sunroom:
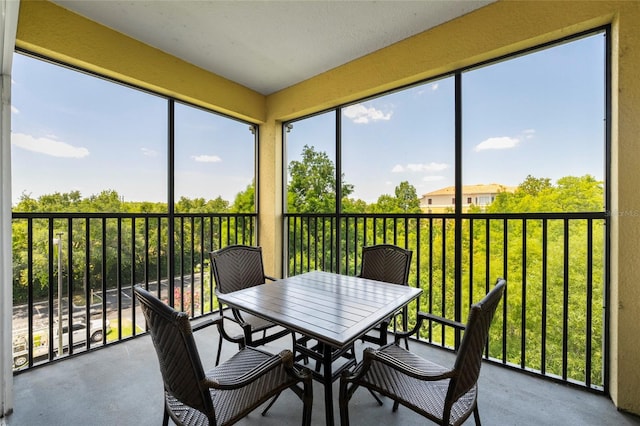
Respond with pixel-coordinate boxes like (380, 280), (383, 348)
(1, 0), (639, 424)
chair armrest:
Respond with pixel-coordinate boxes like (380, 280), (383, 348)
(265, 275), (277, 282)
(343, 347), (455, 383)
(419, 312), (466, 331)
(393, 311), (466, 343)
(191, 317), (217, 332)
(192, 315), (246, 346)
(204, 349), (310, 390)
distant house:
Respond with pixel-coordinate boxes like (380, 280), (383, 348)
(419, 183), (516, 213)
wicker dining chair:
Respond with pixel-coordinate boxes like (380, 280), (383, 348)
(134, 285), (313, 426)
(339, 279), (506, 426)
(358, 244), (412, 349)
(209, 245), (292, 365)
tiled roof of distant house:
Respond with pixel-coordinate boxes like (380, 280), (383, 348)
(422, 183), (516, 197)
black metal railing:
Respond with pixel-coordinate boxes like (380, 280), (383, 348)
(11, 212), (255, 371)
(12, 209), (608, 392)
(284, 211), (608, 392)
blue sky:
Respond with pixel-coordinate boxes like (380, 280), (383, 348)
(11, 55), (255, 205)
(11, 32), (605, 206)
(287, 32), (605, 204)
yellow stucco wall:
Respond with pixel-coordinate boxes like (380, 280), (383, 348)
(14, 0), (640, 415)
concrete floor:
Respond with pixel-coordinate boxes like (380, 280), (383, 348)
(3, 324), (640, 426)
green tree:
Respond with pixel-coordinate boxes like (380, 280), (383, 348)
(342, 197), (368, 213)
(395, 181), (421, 213)
(231, 181), (255, 213)
(519, 175), (552, 196)
(370, 194), (398, 213)
(369, 181), (421, 213)
(83, 190), (123, 212)
(207, 196), (230, 212)
(287, 145), (353, 212)
(489, 174), (603, 213)
(13, 192), (38, 212)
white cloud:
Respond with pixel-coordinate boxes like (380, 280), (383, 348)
(423, 175), (445, 182)
(192, 154), (221, 163)
(475, 136), (520, 151)
(141, 147), (158, 157)
(392, 162), (449, 173)
(417, 82), (439, 96)
(343, 103), (392, 124)
(409, 162), (448, 172)
(11, 132), (89, 158)
(523, 129), (536, 139)
(11, 105), (19, 114)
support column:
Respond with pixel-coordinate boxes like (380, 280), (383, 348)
(257, 118), (283, 278)
(0, 0), (19, 417)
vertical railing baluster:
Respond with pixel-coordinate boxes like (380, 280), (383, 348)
(232, 215), (237, 245)
(586, 218), (594, 387)
(85, 218), (92, 346)
(66, 218), (74, 353)
(156, 217), (162, 300)
(415, 216), (421, 307)
(484, 217), (490, 358)
(343, 216), (349, 274)
(27, 218), (34, 366)
(101, 218), (108, 344)
(562, 218), (570, 380)
(521, 218), (527, 368)
(502, 217), (508, 363)
(144, 217), (149, 292)
(541, 218), (548, 375)
(469, 218), (474, 310)
(427, 216), (434, 343)
(130, 217), (136, 334)
(179, 216), (184, 313)
(48, 220), (55, 360)
(308, 216), (312, 270)
(314, 216), (319, 271)
(441, 217), (446, 345)
(293, 216), (298, 274)
(319, 215), (324, 270)
(199, 216), (205, 316)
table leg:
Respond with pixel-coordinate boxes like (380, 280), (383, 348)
(322, 343), (335, 426)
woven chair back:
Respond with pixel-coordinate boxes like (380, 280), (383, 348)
(134, 286), (214, 419)
(447, 279), (506, 406)
(360, 244), (412, 285)
(210, 245), (267, 294)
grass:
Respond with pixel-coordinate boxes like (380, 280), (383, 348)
(106, 319), (145, 342)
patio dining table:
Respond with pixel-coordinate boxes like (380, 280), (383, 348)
(216, 270), (422, 425)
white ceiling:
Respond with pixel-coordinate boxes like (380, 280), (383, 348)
(51, 1), (493, 95)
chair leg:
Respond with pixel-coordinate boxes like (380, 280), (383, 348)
(261, 392), (281, 416)
(367, 388), (383, 406)
(215, 333), (223, 366)
(162, 407), (170, 426)
(473, 405), (481, 425)
(302, 378), (313, 426)
(392, 400), (400, 412)
(339, 381), (350, 426)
